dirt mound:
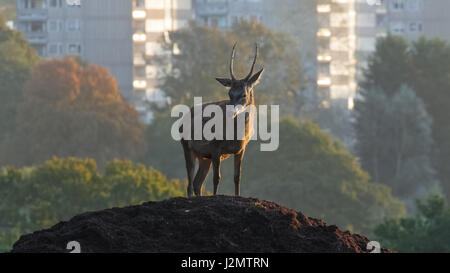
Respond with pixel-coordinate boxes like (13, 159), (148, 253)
(12, 196), (387, 253)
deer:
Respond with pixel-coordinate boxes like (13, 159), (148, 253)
(180, 43), (264, 198)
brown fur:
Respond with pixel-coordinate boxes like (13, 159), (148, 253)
(181, 44), (264, 197)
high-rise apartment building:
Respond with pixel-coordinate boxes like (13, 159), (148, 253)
(381, 0), (450, 42)
(16, 0), (193, 123)
(354, 0), (387, 88)
(316, 0), (357, 109)
(131, 0), (193, 122)
(16, 0), (134, 100)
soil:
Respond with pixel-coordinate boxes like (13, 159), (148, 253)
(11, 195), (389, 253)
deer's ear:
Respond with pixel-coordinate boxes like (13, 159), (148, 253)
(216, 78), (232, 87)
(248, 68), (264, 87)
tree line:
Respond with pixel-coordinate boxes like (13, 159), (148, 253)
(2, 16), (450, 252)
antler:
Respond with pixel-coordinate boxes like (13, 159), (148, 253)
(245, 43), (258, 81)
(230, 43), (237, 81)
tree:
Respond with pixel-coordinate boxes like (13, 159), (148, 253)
(0, 1), (15, 21)
(143, 114), (406, 236)
(408, 38), (450, 204)
(0, 16), (39, 142)
(156, 20), (303, 116)
(232, 118), (406, 236)
(360, 34), (411, 95)
(360, 35), (450, 203)
(354, 85), (438, 210)
(102, 159), (185, 208)
(375, 195), (450, 253)
(0, 157), (185, 252)
(143, 112), (187, 179)
(0, 57), (145, 169)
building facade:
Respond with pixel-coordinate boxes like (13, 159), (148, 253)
(131, 0), (193, 122)
(194, 0), (264, 29)
(315, 0), (357, 109)
(16, 0), (194, 123)
(16, 0), (134, 100)
(381, 0), (450, 42)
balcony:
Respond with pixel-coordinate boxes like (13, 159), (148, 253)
(317, 76), (332, 87)
(196, 3), (228, 16)
(133, 53), (146, 65)
(25, 32), (47, 44)
(17, 9), (48, 21)
(317, 28), (332, 37)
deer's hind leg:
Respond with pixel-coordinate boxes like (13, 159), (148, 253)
(193, 158), (212, 196)
(181, 140), (196, 198)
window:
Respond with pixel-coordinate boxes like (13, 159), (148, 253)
(29, 0), (47, 9)
(48, 20), (60, 32)
(49, 0), (63, 7)
(146, 19), (165, 32)
(390, 0), (405, 11)
(330, 13), (349, 27)
(67, 20), (81, 31)
(145, 0), (164, 9)
(48, 44), (58, 56)
(330, 62), (349, 75)
(376, 14), (387, 27)
(48, 43), (63, 56)
(357, 13), (375, 28)
(409, 22), (423, 33)
(134, 66), (146, 78)
(68, 44), (82, 55)
(390, 22), (405, 34)
(407, 0), (423, 12)
(174, 0), (191, 9)
(30, 21), (45, 32)
(330, 37), (349, 51)
(135, 0), (145, 8)
(133, 21), (145, 32)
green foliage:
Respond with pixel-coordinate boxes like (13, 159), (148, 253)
(156, 20), (303, 116)
(103, 160), (185, 208)
(408, 38), (450, 204)
(354, 85), (438, 209)
(0, 157), (185, 252)
(235, 118), (406, 236)
(144, 114), (406, 236)
(375, 195), (450, 253)
(144, 111), (187, 179)
(361, 34), (411, 95)
(360, 35), (450, 203)
(0, 16), (39, 142)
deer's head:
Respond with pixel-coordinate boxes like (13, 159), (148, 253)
(216, 43), (264, 114)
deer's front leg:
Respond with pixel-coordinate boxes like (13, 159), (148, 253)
(234, 152), (244, 196)
(212, 155), (222, 195)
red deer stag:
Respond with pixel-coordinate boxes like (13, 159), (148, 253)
(180, 43), (264, 197)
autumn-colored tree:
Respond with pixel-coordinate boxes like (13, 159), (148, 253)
(0, 57), (145, 168)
